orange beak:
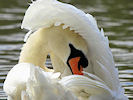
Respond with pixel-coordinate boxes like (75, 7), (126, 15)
(68, 57), (83, 75)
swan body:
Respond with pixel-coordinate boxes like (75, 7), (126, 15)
(4, 63), (127, 100)
(4, 63), (78, 100)
(4, 0), (128, 100)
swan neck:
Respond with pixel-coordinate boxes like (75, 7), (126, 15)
(19, 29), (48, 69)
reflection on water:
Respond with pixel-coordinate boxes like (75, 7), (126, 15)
(0, 0), (133, 99)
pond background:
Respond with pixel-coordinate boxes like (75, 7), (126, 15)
(0, 0), (133, 99)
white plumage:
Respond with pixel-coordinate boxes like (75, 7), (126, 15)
(4, 0), (128, 100)
(4, 63), (78, 100)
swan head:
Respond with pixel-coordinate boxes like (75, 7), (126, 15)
(67, 43), (88, 75)
(19, 24), (90, 77)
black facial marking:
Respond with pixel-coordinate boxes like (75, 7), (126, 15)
(67, 43), (88, 74)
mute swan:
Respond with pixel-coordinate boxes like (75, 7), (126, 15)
(4, 0), (128, 100)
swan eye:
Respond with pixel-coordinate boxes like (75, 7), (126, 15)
(67, 44), (88, 75)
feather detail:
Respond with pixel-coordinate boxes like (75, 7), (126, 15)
(24, 31), (33, 42)
(59, 75), (113, 100)
(62, 25), (69, 29)
(3, 63), (32, 100)
(54, 22), (62, 26)
(100, 28), (104, 37)
(83, 71), (105, 84)
(4, 63), (78, 100)
(23, 63), (78, 100)
(85, 14), (99, 33)
(59, 75), (128, 100)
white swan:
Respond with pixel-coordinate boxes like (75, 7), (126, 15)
(4, 0), (128, 100)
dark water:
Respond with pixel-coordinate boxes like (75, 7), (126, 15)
(0, 0), (132, 99)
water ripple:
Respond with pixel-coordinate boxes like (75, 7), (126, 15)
(110, 40), (133, 47)
(0, 23), (21, 30)
(0, 13), (22, 21)
(1, 8), (25, 14)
